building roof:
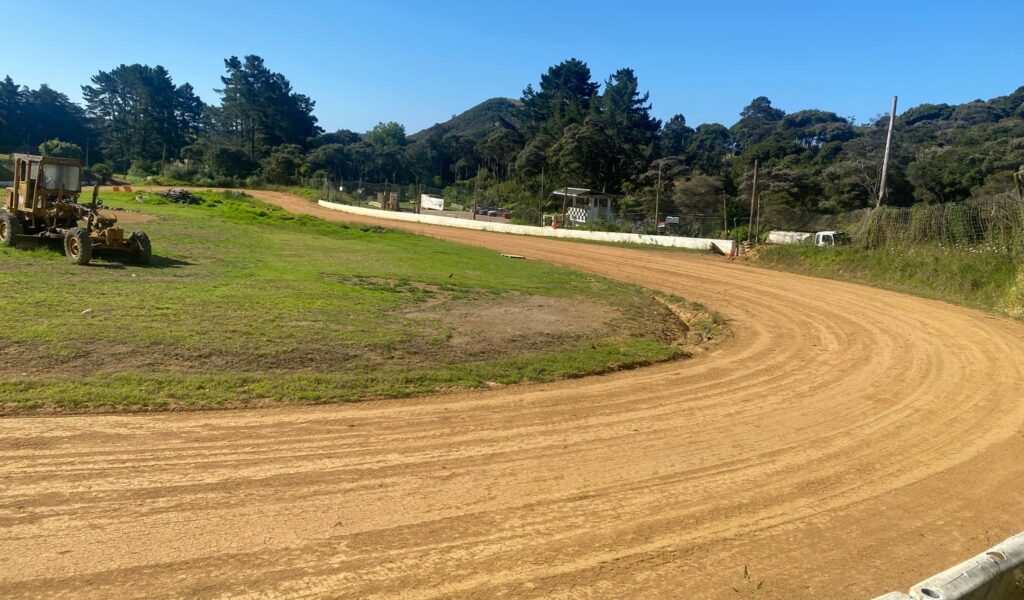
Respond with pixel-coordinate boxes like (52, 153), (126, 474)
(551, 187), (614, 198)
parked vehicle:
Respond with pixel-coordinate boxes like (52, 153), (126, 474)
(813, 231), (850, 247)
(765, 230), (850, 247)
(1, 154), (151, 265)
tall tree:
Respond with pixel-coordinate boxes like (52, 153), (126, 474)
(83, 64), (201, 170)
(731, 96), (785, 150)
(520, 58), (600, 135)
(660, 114), (694, 157)
(599, 68), (661, 190)
(214, 55), (320, 158)
(1, 77), (91, 153)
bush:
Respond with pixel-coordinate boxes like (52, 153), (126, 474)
(161, 162), (198, 182)
(129, 159), (158, 178)
(38, 139), (83, 160)
(89, 163), (113, 184)
(195, 176), (242, 188)
(261, 145), (304, 185)
(208, 147), (258, 179)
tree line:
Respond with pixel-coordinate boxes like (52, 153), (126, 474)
(2, 56), (1023, 218)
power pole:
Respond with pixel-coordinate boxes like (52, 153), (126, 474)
(723, 196), (729, 236)
(654, 162), (662, 235)
(539, 166), (545, 226)
(877, 95), (898, 208)
(747, 159), (759, 243)
(755, 189), (763, 243)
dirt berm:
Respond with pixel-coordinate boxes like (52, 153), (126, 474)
(1, 188), (1023, 599)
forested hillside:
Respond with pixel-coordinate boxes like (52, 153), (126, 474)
(2, 56), (1022, 217)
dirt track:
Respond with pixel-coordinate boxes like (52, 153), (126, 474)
(2, 190), (1024, 599)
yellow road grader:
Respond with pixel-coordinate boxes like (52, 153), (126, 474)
(1, 154), (150, 265)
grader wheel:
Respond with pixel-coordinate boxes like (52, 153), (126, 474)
(130, 231), (152, 265)
(0, 212), (21, 247)
(64, 228), (92, 265)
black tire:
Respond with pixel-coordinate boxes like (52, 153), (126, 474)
(129, 231), (151, 265)
(64, 227), (92, 265)
(0, 212), (21, 247)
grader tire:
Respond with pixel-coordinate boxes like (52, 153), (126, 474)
(64, 228), (92, 266)
(129, 231), (151, 265)
(0, 212), (21, 247)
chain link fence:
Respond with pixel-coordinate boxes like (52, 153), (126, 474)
(302, 176), (1024, 255)
(301, 176), (734, 236)
(760, 194), (1024, 255)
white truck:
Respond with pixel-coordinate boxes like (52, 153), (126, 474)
(766, 230), (850, 247)
(812, 231), (849, 246)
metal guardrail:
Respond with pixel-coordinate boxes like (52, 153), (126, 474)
(873, 531), (1024, 599)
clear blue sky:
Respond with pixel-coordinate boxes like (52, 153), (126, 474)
(6, 0), (1023, 133)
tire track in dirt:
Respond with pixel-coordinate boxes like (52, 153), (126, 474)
(1, 189), (1022, 599)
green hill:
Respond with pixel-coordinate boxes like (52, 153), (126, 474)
(410, 97), (521, 142)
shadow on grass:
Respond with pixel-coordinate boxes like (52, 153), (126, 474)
(10, 239), (192, 269)
(92, 252), (193, 269)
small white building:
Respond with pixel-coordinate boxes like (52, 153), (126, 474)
(553, 187), (615, 224)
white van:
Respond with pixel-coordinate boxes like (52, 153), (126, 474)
(813, 231), (850, 247)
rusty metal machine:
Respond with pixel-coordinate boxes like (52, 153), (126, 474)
(0, 154), (150, 265)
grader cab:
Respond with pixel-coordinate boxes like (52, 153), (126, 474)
(0, 154), (150, 265)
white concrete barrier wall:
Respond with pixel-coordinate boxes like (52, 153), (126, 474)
(318, 200), (737, 255)
(766, 230), (813, 245)
(873, 531), (1024, 600)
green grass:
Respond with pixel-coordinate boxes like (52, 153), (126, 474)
(111, 172), (195, 186)
(0, 153), (12, 180)
(757, 243), (1024, 316)
(0, 190), (690, 412)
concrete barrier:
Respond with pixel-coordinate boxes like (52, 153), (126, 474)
(318, 200), (737, 255)
(873, 531), (1024, 600)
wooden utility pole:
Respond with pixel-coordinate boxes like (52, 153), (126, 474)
(747, 159), (759, 243)
(723, 196), (729, 236)
(654, 163), (662, 235)
(539, 166), (545, 226)
(877, 95), (898, 208)
(755, 189), (763, 242)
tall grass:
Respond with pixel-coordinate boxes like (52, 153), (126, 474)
(759, 243), (1023, 316)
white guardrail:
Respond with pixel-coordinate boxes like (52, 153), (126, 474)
(317, 200), (737, 255)
(873, 531), (1024, 599)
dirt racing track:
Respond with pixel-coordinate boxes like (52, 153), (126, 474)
(2, 190), (1024, 599)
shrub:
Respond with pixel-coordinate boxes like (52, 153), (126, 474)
(38, 139), (83, 159)
(208, 147), (258, 179)
(129, 159), (158, 178)
(261, 145), (304, 185)
(161, 162), (198, 182)
(89, 163), (113, 184)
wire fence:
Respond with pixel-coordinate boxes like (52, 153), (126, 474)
(760, 193), (1024, 254)
(303, 176), (1024, 253)
(303, 176), (732, 235)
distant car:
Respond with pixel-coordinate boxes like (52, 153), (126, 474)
(813, 231), (850, 247)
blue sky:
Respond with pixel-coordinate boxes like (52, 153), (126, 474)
(6, 0), (1023, 133)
